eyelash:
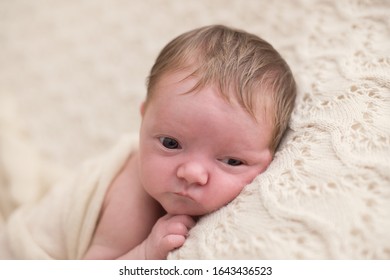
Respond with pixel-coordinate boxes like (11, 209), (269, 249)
(158, 137), (245, 167)
(221, 158), (244, 166)
(159, 137), (181, 149)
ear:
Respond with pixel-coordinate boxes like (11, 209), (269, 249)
(140, 101), (146, 117)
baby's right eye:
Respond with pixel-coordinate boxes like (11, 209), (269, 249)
(159, 137), (181, 149)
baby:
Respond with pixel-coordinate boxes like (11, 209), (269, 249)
(83, 25), (296, 259)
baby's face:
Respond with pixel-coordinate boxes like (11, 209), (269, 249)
(139, 71), (273, 216)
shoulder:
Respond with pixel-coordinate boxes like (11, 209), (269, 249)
(84, 151), (161, 259)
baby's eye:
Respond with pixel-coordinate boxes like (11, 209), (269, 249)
(159, 137), (181, 149)
(221, 158), (244, 166)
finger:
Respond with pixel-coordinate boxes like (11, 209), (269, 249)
(167, 215), (196, 229)
(166, 221), (190, 236)
(161, 234), (186, 253)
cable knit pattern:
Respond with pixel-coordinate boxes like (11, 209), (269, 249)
(1, 0), (389, 259)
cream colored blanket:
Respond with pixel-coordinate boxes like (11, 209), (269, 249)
(0, 133), (137, 259)
(1, 0), (389, 259)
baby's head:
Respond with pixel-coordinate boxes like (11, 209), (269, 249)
(139, 25), (296, 216)
(145, 24), (296, 153)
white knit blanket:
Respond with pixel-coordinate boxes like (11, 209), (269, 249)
(1, 0), (389, 259)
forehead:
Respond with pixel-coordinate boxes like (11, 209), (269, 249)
(148, 68), (272, 123)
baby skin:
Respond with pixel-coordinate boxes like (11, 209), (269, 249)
(83, 70), (273, 259)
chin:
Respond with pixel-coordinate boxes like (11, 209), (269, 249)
(163, 204), (208, 217)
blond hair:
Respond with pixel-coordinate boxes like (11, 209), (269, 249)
(146, 25), (296, 153)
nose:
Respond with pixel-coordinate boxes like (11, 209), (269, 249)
(177, 161), (208, 186)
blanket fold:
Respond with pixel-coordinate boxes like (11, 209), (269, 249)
(0, 134), (138, 259)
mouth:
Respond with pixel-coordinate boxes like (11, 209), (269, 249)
(164, 192), (208, 216)
(173, 192), (193, 200)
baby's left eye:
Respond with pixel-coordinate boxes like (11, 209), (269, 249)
(159, 137), (181, 149)
(221, 158), (244, 166)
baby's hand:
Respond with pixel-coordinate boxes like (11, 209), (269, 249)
(144, 214), (195, 259)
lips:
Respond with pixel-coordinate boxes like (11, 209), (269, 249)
(163, 191), (209, 216)
(173, 191), (194, 200)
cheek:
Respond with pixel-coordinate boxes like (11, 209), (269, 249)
(206, 175), (248, 209)
(210, 167), (262, 203)
(139, 150), (173, 190)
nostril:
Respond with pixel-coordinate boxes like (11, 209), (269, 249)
(198, 173), (208, 186)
